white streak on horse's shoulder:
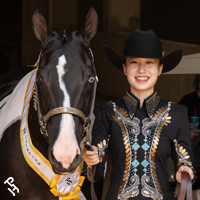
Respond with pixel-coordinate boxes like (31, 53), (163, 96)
(0, 116), (21, 142)
(0, 70), (35, 143)
(0, 95), (11, 110)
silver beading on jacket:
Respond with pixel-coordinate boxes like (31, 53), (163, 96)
(112, 102), (141, 199)
(141, 102), (172, 199)
(141, 174), (163, 200)
(118, 174), (140, 200)
(97, 140), (108, 162)
(174, 139), (193, 167)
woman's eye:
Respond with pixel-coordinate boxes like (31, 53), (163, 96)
(131, 61), (137, 64)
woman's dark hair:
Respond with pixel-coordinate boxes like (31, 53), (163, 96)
(193, 75), (200, 91)
(159, 59), (163, 66)
(122, 58), (126, 66)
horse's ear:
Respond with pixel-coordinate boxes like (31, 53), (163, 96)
(81, 7), (98, 41)
(32, 10), (48, 42)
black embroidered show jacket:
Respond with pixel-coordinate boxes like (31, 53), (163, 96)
(92, 91), (193, 200)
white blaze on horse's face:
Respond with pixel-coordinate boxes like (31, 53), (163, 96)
(53, 55), (80, 170)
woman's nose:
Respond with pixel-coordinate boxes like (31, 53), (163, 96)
(137, 65), (146, 73)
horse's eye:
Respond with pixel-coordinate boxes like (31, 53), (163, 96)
(88, 77), (95, 83)
(37, 77), (43, 84)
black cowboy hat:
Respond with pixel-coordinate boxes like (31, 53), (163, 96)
(103, 29), (183, 73)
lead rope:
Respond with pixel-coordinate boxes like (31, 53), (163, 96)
(178, 172), (192, 200)
(86, 48), (98, 200)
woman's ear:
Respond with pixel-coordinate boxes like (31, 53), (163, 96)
(158, 64), (163, 76)
(123, 64), (127, 76)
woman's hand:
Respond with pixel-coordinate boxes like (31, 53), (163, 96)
(176, 165), (194, 183)
(82, 145), (99, 166)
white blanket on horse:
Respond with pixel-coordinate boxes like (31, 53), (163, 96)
(0, 69), (35, 141)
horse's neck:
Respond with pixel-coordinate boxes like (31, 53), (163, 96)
(28, 98), (49, 159)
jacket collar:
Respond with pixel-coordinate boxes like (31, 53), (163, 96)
(123, 91), (160, 118)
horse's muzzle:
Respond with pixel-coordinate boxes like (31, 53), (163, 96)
(49, 150), (82, 174)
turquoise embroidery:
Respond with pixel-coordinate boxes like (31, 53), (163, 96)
(141, 137), (149, 173)
(141, 160), (149, 168)
(131, 136), (140, 173)
(132, 159), (140, 168)
(132, 143), (140, 151)
(134, 168), (138, 172)
(141, 143), (150, 151)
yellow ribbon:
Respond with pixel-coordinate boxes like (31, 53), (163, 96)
(49, 167), (85, 199)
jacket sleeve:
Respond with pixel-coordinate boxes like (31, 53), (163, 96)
(89, 103), (111, 182)
(171, 106), (194, 176)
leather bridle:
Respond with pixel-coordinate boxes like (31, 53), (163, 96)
(33, 48), (98, 147)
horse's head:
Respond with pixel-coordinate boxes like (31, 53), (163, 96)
(32, 8), (98, 174)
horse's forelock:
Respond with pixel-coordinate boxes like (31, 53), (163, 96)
(40, 31), (87, 68)
(43, 31), (72, 47)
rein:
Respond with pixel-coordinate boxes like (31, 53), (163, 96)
(33, 48), (98, 146)
(178, 172), (192, 200)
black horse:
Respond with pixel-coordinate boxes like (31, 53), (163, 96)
(0, 7), (98, 200)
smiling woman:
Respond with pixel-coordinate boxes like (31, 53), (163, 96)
(83, 29), (195, 200)
(123, 57), (163, 105)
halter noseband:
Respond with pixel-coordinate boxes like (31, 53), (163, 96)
(33, 48), (98, 147)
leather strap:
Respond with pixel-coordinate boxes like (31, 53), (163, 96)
(178, 172), (192, 200)
(90, 165), (97, 200)
(186, 172), (192, 200)
(85, 143), (98, 200)
(178, 172), (187, 200)
(44, 107), (87, 124)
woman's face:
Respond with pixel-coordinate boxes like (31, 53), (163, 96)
(123, 57), (163, 94)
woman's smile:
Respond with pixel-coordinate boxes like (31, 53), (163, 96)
(135, 76), (150, 82)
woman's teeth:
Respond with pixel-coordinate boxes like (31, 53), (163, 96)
(136, 77), (149, 80)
